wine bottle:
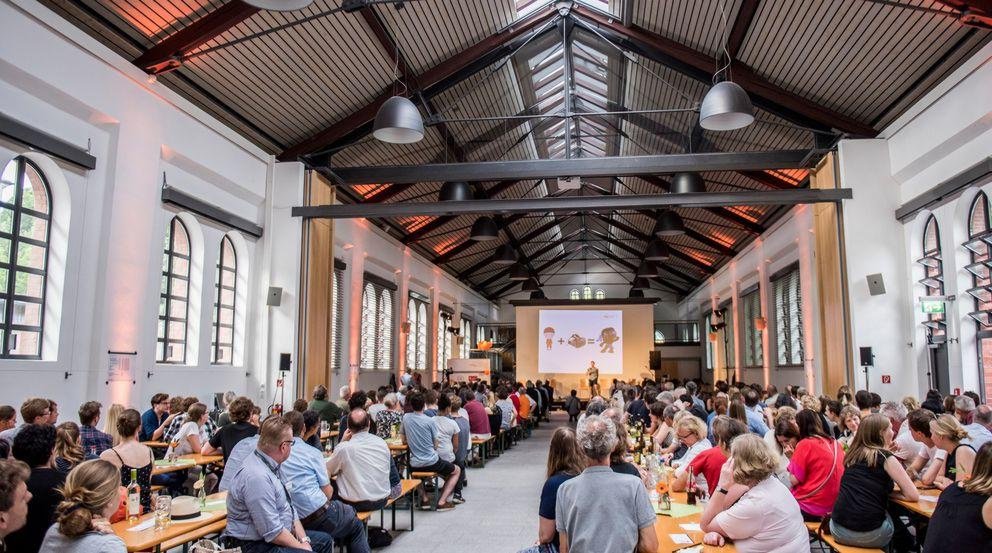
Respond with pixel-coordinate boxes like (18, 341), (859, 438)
(686, 466), (697, 505)
(127, 468), (141, 521)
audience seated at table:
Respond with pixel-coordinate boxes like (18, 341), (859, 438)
(699, 434), (811, 552)
(202, 396), (257, 464)
(99, 409), (154, 513)
(0, 458), (31, 552)
(103, 403), (125, 447)
(401, 391), (460, 511)
(447, 395), (469, 503)
(923, 414), (976, 490)
(923, 441), (992, 552)
(555, 415), (657, 553)
(668, 414), (712, 476)
(530, 427), (583, 553)
(222, 416), (334, 553)
(494, 386), (517, 431)
(374, 393), (403, 440)
(38, 459), (125, 553)
(338, 391), (369, 436)
(53, 422), (92, 476)
(165, 402), (209, 458)
(139, 393), (176, 442)
(673, 416), (748, 495)
(77, 402), (113, 458)
(280, 411), (368, 553)
(326, 408), (395, 512)
(7, 424), (63, 553)
(786, 409), (844, 521)
(954, 395), (992, 451)
(460, 388), (491, 441)
(0, 398), (50, 446)
(163, 397), (217, 443)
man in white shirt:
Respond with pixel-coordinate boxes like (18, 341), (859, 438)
(325, 409), (393, 513)
(434, 395), (460, 466)
(954, 395), (992, 451)
(880, 401), (922, 464)
(905, 408), (939, 480)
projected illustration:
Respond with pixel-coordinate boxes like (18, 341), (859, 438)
(538, 310), (622, 374)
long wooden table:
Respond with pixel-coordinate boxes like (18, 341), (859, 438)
(152, 453), (223, 475)
(112, 492), (227, 552)
(653, 492), (737, 552)
(893, 487), (941, 518)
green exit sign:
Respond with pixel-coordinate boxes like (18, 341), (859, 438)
(921, 300), (945, 314)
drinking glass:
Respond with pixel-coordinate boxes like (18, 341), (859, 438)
(154, 496), (172, 530)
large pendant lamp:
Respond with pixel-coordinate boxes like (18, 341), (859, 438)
(242, 0), (314, 11)
(439, 181), (473, 202)
(373, 96), (425, 144)
(631, 277), (650, 290)
(628, 288), (645, 298)
(636, 261), (658, 278)
(521, 279), (541, 292)
(699, 80), (754, 131)
(645, 239), (670, 261)
(508, 263), (530, 281)
(530, 290), (547, 300)
(470, 216), (499, 241)
(671, 172), (706, 194)
(492, 244), (517, 265)
(656, 210), (686, 237)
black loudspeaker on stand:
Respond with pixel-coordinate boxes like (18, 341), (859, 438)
(859, 347), (874, 392)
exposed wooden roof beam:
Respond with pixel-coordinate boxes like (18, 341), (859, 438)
(638, 175), (766, 233)
(727, 0), (761, 59)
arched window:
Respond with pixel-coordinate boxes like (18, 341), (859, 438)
(406, 298), (418, 370)
(406, 293), (430, 372)
(360, 283), (377, 369)
(594, 289), (605, 300)
(157, 216), (190, 363)
(964, 193), (992, 401)
(582, 285), (592, 300)
(416, 302), (427, 370)
(0, 157), (52, 358)
(211, 235), (237, 364)
(920, 216), (945, 340)
(376, 289), (392, 370)
(460, 317), (472, 358)
(437, 309), (453, 372)
(569, 289), (580, 300)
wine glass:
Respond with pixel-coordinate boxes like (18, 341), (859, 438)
(154, 496), (172, 531)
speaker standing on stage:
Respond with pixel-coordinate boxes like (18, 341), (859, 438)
(587, 362), (600, 398)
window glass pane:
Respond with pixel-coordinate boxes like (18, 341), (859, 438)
(11, 300), (40, 326)
(220, 287), (235, 306)
(158, 297), (167, 317)
(0, 162), (16, 201)
(157, 319), (165, 339)
(165, 343), (185, 363)
(8, 329), (39, 356)
(220, 307), (234, 326)
(0, 268), (7, 292)
(0, 238), (11, 264)
(172, 257), (189, 277)
(221, 269), (236, 288)
(15, 242), (46, 270)
(172, 222), (190, 255)
(217, 345), (232, 363)
(170, 277), (188, 299)
(167, 320), (186, 341)
(0, 208), (12, 234)
(18, 214), (47, 242)
(169, 299), (187, 319)
(20, 163), (49, 214)
(218, 326), (233, 344)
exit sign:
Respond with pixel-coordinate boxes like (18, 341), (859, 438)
(921, 300), (945, 314)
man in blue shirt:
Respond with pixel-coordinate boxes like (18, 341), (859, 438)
(402, 391), (459, 511)
(281, 411), (368, 553)
(743, 388), (770, 435)
(139, 393), (175, 442)
(223, 416), (333, 553)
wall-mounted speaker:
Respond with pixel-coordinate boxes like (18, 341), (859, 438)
(279, 353), (291, 372)
(267, 286), (283, 306)
(859, 347), (873, 367)
(866, 273), (886, 296)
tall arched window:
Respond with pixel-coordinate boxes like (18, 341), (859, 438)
(406, 293), (430, 372)
(0, 157), (52, 358)
(920, 216), (945, 340)
(406, 298), (418, 370)
(157, 216), (190, 363)
(964, 193), (992, 401)
(460, 317), (472, 358)
(437, 309), (453, 372)
(416, 301), (427, 370)
(360, 283), (377, 369)
(376, 289), (393, 370)
(211, 235), (237, 364)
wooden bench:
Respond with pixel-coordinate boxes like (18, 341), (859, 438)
(159, 519), (227, 552)
(804, 522), (885, 553)
(470, 437), (496, 468)
(410, 471), (439, 511)
(355, 479), (422, 532)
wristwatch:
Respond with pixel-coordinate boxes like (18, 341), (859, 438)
(301, 536), (311, 544)
(716, 487), (729, 495)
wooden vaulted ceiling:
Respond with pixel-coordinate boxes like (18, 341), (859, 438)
(42, 0), (991, 300)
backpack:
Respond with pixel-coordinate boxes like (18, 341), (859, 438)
(368, 526), (393, 548)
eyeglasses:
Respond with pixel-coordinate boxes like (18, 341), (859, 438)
(677, 431), (692, 440)
(280, 440), (295, 448)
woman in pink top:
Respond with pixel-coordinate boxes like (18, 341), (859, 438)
(787, 409), (845, 521)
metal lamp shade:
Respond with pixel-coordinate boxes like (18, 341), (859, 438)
(521, 279), (541, 292)
(373, 96), (425, 144)
(645, 240), (670, 261)
(508, 263), (529, 281)
(671, 172), (705, 194)
(631, 277), (650, 290)
(699, 81), (754, 131)
(655, 210), (685, 236)
(636, 261), (658, 278)
(530, 290), (547, 300)
(628, 288), (645, 298)
(439, 181), (473, 202)
(492, 244), (517, 265)
(242, 0), (314, 11)
(469, 216), (499, 241)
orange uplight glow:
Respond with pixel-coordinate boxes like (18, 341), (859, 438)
(353, 184), (389, 198)
(726, 206), (762, 222)
(767, 168), (808, 185)
(401, 215), (435, 233)
(433, 237), (461, 255)
(709, 230), (735, 248)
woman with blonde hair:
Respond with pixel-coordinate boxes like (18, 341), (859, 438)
(103, 404), (125, 447)
(923, 442), (992, 552)
(54, 422), (88, 475)
(668, 415), (711, 476)
(38, 459), (126, 552)
(838, 404), (861, 448)
(829, 414), (919, 549)
(699, 434), (810, 552)
(534, 427), (585, 552)
(901, 396), (920, 413)
(922, 413), (976, 489)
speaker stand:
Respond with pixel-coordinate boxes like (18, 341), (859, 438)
(862, 365), (871, 393)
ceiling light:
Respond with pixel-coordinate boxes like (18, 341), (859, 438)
(530, 290), (547, 300)
(628, 288), (645, 298)
(492, 244), (517, 265)
(373, 96), (424, 144)
(632, 277), (650, 290)
(636, 261), (658, 278)
(671, 172), (705, 194)
(521, 279), (541, 292)
(656, 210), (685, 237)
(509, 263), (529, 281)
(470, 216), (499, 241)
(439, 181), (473, 202)
(699, 81), (754, 131)
(645, 240), (670, 261)
(242, 0), (314, 11)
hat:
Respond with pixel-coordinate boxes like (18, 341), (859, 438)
(170, 496), (202, 520)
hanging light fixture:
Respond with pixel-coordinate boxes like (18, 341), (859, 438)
(530, 290), (547, 300)
(492, 244), (517, 265)
(439, 181), (473, 202)
(373, 96), (425, 144)
(469, 216), (499, 241)
(509, 263), (529, 281)
(628, 288), (645, 298)
(645, 239), (671, 261)
(521, 279), (541, 292)
(671, 172), (706, 194)
(632, 277), (650, 290)
(699, 0), (754, 131)
(655, 210), (685, 236)
(242, 0), (314, 11)
(636, 261), (658, 278)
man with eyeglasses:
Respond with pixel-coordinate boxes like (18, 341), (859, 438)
(139, 393), (177, 442)
(223, 416), (333, 553)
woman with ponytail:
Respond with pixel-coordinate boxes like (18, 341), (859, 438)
(38, 459), (125, 553)
(53, 422), (87, 475)
(922, 414), (976, 490)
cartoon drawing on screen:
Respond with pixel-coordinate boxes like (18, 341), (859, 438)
(567, 333), (587, 348)
(599, 327), (619, 353)
(543, 326), (555, 351)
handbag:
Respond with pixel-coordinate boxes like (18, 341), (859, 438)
(190, 538), (242, 553)
(794, 438), (839, 501)
(516, 544), (557, 553)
